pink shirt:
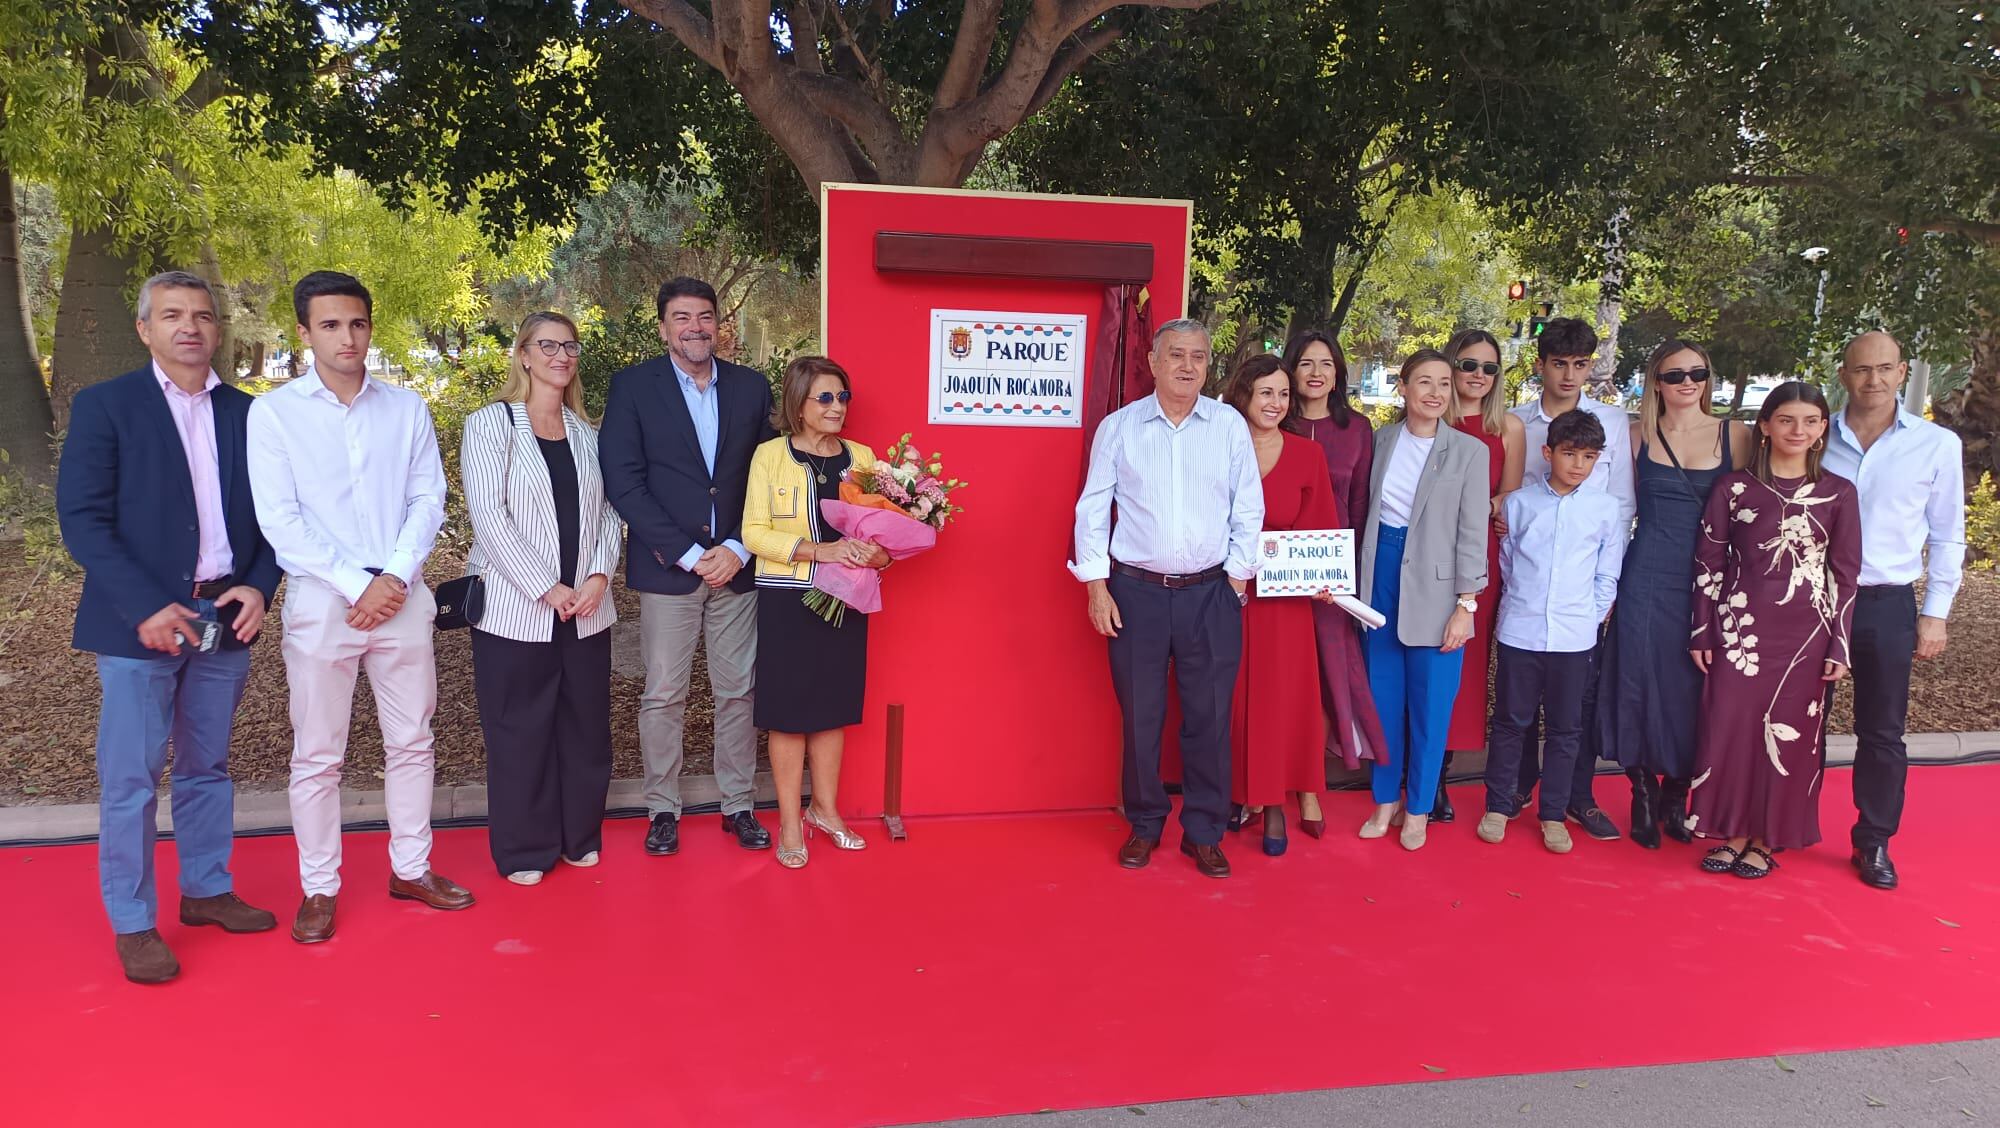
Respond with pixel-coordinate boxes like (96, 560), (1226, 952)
(153, 363), (234, 582)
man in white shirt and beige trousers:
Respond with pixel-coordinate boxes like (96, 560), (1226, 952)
(1821, 330), (1966, 892)
(248, 271), (476, 943)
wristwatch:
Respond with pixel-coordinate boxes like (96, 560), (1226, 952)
(1237, 588), (1250, 608)
(1455, 596), (1478, 613)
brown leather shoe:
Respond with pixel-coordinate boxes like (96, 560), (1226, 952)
(1180, 839), (1231, 878)
(389, 870), (476, 911)
(292, 894), (337, 944)
(180, 892), (278, 933)
(114, 928), (180, 984)
(1117, 834), (1160, 869)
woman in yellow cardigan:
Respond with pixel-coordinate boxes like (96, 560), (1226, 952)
(742, 356), (890, 868)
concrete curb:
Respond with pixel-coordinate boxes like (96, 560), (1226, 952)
(0, 772), (789, 843)
(2, 733), (1994, 844)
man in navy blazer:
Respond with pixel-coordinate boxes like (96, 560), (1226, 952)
(56, 271), (283, 984)
(600, 276), (777, 855)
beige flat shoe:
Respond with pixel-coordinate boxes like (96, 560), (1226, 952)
(1476, 812), (1507, 844)
(1359, 802), (1402, 839)
(1400, 813), (1429, 851)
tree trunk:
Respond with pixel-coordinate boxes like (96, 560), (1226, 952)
(247, 339), (266, 384)
(1325, 250), (1373, 341)
(1589, 206), (1631, 401)
(49, 224), (149, 430)
(0, 153), (55, 485)
(1935, 318), (2000, 481)
(196, 241), (235, 382)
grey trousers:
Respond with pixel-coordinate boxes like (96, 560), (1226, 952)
(638, 586), (759, 815)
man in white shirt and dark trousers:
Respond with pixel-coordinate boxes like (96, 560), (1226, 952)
(247, 271), (474, 944)
(1821, 331), (1966, 891)
(1070, 320), (1264, 879)
(1478, 410), (1624, 853)
(1507, 318), (1634, 842)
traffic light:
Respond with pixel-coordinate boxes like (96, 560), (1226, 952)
(1507, 279), (1527, 302)
(1528, 301), (1553, 338)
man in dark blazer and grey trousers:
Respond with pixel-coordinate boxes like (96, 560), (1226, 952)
(56, 271), (283, 984)
(599, 276), (778, 855)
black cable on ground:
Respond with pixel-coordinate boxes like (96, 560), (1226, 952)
(3, 750), (1997, 849)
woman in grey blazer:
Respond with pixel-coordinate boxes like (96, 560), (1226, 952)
(462, 312), (625, 885)
(1356, 348), (1490, 850)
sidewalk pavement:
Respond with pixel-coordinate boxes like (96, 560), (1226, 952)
(2, 732), (1994, 844)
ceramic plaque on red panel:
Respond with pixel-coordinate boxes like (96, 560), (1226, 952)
(819, 183), (1193, 817)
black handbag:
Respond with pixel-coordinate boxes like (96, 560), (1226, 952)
(433, 573), (485, 630)
(435, 402), (516, 631)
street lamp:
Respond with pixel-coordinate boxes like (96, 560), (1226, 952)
(1801, 247), (1830, 378)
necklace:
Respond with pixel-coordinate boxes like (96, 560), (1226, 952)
(796, 440), (838, 484)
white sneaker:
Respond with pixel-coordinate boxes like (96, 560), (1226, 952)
(1541, 821), (1574, 854)
(506, 870), (544, 886)
(1476, 812), (1507, 844)
(561, 852), (600, 868)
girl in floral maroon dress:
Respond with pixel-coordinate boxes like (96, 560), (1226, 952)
(1687, 382), (1860, 878)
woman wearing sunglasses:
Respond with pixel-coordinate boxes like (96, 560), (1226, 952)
(741, 356), (888, 868)
(1596, 339), (1751, 848)
(1436, 329), (1524, 821)
(461, 312), (624, 886)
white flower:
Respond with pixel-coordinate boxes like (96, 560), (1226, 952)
(1730, 481), (1746, 496)
(1729, 592), (1749, 609)
(1808, 699), (1820, 717)
(1735, 507), (1759, 523)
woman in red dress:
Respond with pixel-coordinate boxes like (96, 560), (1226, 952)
(1223, 355), (1342, 856)
(1437, 329), (1524, 821)
(1278, 331), (1388, 790)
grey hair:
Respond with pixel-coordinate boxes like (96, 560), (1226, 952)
(1150, 318), (1211, 353)
(136, 270), (215, 321)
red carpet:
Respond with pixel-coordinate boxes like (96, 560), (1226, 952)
(3, 766), (1997, 1126)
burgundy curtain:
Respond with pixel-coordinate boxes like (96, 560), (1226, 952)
(1075, 284), (1152, 511)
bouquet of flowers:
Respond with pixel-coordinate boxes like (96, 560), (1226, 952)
(801, 434), (967, 626)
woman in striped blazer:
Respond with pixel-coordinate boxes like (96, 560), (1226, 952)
(461, 311), (625, 886)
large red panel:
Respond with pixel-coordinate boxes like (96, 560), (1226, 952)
(819, 184), (1193, 816)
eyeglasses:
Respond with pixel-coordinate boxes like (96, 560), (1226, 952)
(532, 339), (582, 358)
(1656, 367), (1710, 385)
(1454, 359), (1501, 376)
(810, 390), (852, 405)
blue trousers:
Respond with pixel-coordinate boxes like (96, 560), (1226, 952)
(94, 619), (251, 933)
(1364, 526), (1463, 816)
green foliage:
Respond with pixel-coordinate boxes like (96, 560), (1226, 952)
(418, 346), (510, 556)
(0, 435), (75, 578)
(575, 305), (663, 418)
(1969, 473), (2000, 572)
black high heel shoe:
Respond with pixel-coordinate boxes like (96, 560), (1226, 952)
(1626, 769), (1662, 850)
(1659, 777), (1694, 844)
(1433, 756), (1456, 823)
(1262, 807), (1288, 857)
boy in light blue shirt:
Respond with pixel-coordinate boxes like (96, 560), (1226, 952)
(1477, 409), (1625, 853)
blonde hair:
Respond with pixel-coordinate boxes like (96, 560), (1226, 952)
(1394, 349), (1462, 426)
(1637, 338), (1716, 442)
(494, 311), (588, 419)
(1443, 328), (1508, 436)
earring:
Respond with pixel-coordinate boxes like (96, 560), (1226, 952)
(1812, 437), (1825, 451)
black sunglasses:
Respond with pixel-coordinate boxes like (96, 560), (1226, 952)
(1454, 359), (1501, 376)
(532, 339), (582, 358)
(1656, 367), (1710, 385)
(810, 390), (853, 405)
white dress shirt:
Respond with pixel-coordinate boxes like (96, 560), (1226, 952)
(1513, 396), (1636, 532)
(152, 363), (233, 581)
(1495, 474), (1625, 653)
(1822, 406), (1966, 619)
(246, 369), (447, 602)
(1070, 393), (1264, 582)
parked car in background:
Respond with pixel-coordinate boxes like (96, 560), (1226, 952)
(1713, 378), (1778, 414)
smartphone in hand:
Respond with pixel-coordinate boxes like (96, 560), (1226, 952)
(180, 617), (222, 654)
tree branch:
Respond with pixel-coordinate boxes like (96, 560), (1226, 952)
(783, 2), (824, 73)
(790, 69), (912, 177)
(1921, 217), (2000, 245)
(622, 0), (723, 70)
(1023, 20), (1127, 119)
(936, 0), (1005, 110)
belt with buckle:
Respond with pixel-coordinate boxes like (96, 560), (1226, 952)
(192, 575), (234, 600)
(1110, 562), (1226, 590)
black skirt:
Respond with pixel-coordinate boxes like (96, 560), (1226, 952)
(754, 586), (868, 733)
